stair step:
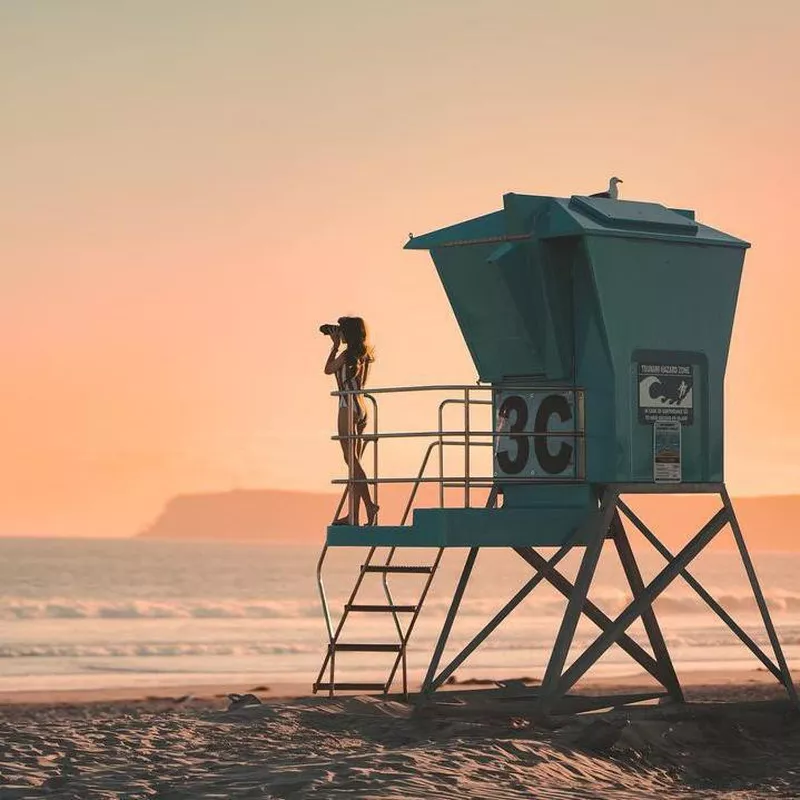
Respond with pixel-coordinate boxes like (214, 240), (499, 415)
(315, 682), (386, 692)
(345, 604), (418, 613)
(331, 643), (403, 653)
(362, 565), (434, 574)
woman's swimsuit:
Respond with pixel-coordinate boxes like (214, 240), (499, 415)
(336, 358), (368, 428)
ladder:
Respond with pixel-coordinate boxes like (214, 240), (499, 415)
(313, 542), (444, 698)
(314, 411), (495, 698)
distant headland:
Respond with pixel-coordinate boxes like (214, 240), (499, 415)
(137, 489), (339, 543)
(136, 485), (441, 543)
(136, 488), (800, 550)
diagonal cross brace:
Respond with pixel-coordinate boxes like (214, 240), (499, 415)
(537, 489), (619, 700)
(420, 547), (479, 693)
(425, 537), (577, 692)
(617, 498), (784, 683)
(552, 506), (730, 700)
(511, 549), (667, 686)
(611, 511), (684, 702)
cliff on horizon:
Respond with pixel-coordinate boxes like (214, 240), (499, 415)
(137, 489), (338, 543)
(136, 485), (444, 543)
(137, 488), (799, 549)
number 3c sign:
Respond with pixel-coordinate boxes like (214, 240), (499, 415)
(493, 390), (580, 479)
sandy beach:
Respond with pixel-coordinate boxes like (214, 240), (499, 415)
(1, 669), (798, 799)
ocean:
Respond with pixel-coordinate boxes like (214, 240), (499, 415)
(1, 537), (798, 694)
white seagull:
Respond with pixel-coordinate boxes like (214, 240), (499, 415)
(590, 176), (623, 200)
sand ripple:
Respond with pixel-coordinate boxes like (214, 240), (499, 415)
(0, 694), (798, 799)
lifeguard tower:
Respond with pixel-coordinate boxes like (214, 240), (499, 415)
(313, 190), (797, 713)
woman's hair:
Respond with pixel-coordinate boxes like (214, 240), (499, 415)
(338, 316), (374, 366)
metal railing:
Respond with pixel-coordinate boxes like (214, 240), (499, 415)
(330, 383), (586, 524)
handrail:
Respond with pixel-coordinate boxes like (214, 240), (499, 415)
(437, 397), (492, 508)
(402, 441), (438, 524)
(316, 545), (333, 642)
(331, 382), (583, 396)
(333, 429), (585, 441)
(332, 475), (583, 485)
(397, 440), (492, 524)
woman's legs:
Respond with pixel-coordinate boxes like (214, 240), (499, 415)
(356, 416), (370, 459)
(353, 415), (378, 524)
(336, 407), (377, 525)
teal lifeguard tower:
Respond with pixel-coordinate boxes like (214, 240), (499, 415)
(314, 190), (797, 712)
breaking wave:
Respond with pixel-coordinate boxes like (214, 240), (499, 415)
(2, 586), (800, 623)
(0, 598), (322, 621)
(3, 631), (800, 660)
(0, 641), (317, 659)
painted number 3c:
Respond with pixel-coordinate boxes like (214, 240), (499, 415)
(496, 394), (574, 475)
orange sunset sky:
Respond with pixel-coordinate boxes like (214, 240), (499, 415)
(2, 1), (799, 537)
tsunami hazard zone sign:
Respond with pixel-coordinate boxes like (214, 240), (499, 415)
(638, 363), (694, 425)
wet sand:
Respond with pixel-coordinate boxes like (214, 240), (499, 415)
(0, 670), (798, 799)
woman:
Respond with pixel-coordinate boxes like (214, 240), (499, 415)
(323, 316), (378, 526)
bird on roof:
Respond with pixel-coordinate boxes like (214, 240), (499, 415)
(589, 176), (623, 200)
